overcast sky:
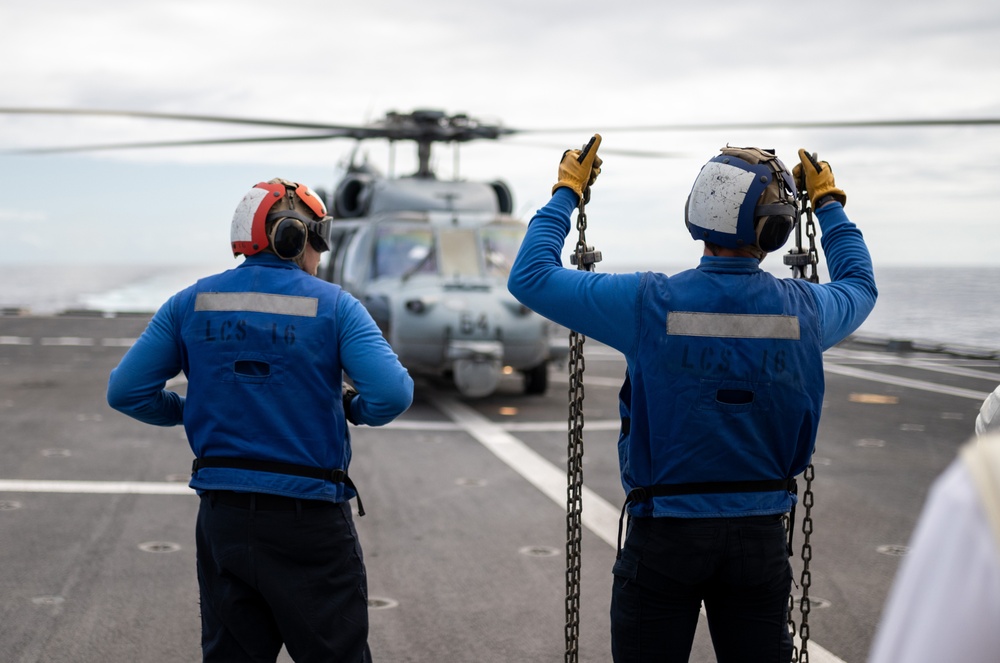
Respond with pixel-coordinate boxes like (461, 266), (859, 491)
(1, 0), (998, 272)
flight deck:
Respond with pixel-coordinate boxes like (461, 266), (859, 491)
(1, 313), (996, 662)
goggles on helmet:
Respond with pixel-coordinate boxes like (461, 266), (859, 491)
(265, 209), (331, 253)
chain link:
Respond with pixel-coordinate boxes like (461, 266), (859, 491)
(786, 187), (818, 662)
(783, 188), (820, 284)
(787, 589), (799, 662)
(565, 329), (585, 662)
(566, 188), (599, 663)
(803, 203), (819, 284)
(797, 463), (815, 663)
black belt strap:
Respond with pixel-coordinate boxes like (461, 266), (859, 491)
(624, 478), (796, 503)
(192, 457), (365, 517)
(617, 478), (797, 557)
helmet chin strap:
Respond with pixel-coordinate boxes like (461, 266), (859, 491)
(747, 245), (767, 261)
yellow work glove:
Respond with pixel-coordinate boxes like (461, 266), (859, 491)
(793, 148), (847, 208)
(552, 134), (603, 197)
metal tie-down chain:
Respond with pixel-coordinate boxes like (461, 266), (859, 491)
(783, 184), (820, 662)
(785, 462), (816, 663)
(798, 464), (816, 663)
(784, 184), (820, 285)
(566, 186), (601, 663)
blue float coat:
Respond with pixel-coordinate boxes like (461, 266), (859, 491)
(508, 187), (877, 517)
(107, 253), (413, 501)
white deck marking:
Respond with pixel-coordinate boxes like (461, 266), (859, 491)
(384, 419), (621, 432)
(500, 420), (621, 432)
(101, 337), (136, 347)
(41, 337), (95, 346)
(0, 336), (139, 347)
(827, 347), (1000, 381)
(429, 393), (846, 663)
(429, 394), (623, 550)
(549, 373), (627, 389)
(0, 479), (192, 495)
(824, 363), (990, 401)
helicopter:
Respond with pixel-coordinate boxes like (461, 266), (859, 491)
(3, 107), (999, 397)
(313, 110), (565, 397)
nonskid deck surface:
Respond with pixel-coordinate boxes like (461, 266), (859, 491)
(2, 315), (996, 662)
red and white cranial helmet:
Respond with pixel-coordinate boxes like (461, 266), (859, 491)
(230, 178), (329, 257)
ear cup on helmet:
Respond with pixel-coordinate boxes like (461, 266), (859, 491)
(756, 214), (794, 252)
(269, 217), (308, 260)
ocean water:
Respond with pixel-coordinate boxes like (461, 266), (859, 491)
(0, 264), (216, 316)
(0, 263), (997, 352)
(855, 265), (999, 351)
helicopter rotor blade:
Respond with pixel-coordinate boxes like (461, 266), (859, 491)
(0, 107), (514, 151)
(3, 107), (998, 158)
(512, 117), (1000, 134)
(502, 140), (688, 159)
(4, 107), (999, 137)
(2, 132), (363, 155)
(0, 107), (370, 132)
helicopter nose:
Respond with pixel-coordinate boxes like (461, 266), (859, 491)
(446, 340), (503, 398)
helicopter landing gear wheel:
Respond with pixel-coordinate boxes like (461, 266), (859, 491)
(523, 362), (548, 395)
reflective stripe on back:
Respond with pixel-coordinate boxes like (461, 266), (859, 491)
(667, 311), (800, 339)
(194, 292), (318, 317)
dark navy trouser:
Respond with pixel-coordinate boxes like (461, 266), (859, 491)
(196, 493), (371, 663)
(611, 514), (792, 663)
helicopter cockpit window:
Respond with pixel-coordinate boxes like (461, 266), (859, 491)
(438, 229), (481, 278)
(373, 226), (436, 280)
(480, 225), (527, 277)
(321, 226), (357, 284)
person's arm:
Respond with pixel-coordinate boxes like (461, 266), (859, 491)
(809, 202), (878, 348)
(794, 149), (877, 348)
(107, 298), (185, 426)
(507, 187), (642, 354)
(337, 292), (413, 426)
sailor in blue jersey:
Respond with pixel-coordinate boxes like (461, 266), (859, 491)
(508, 138), (876, 663)
(108, 178), (413, 663)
